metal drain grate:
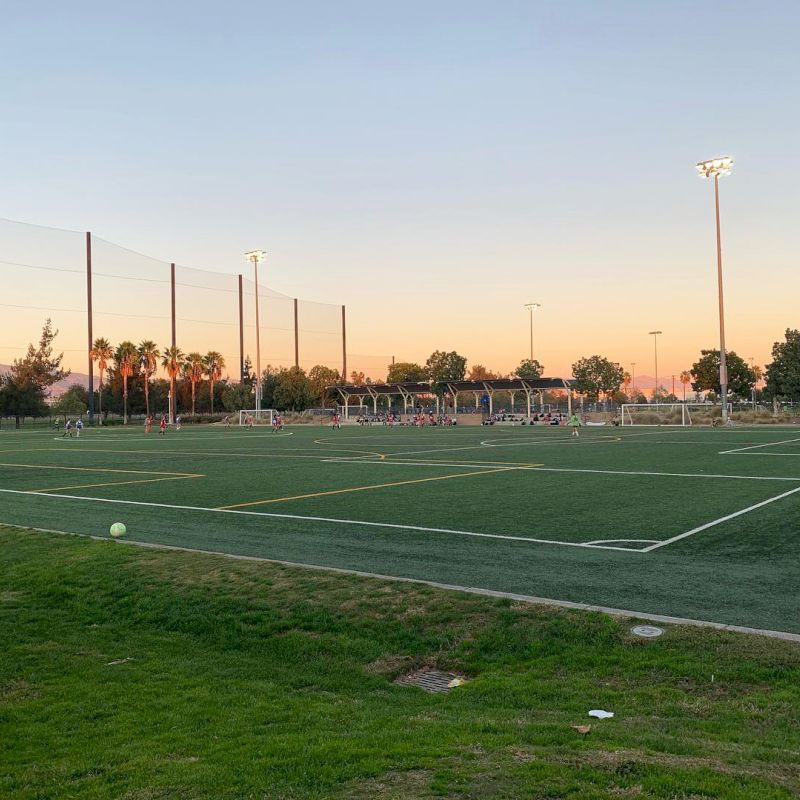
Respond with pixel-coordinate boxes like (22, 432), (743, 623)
(394, 668), (465, 693)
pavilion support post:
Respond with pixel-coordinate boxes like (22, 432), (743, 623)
(526, 389), (531, 418)
(568, 388), (573, 416)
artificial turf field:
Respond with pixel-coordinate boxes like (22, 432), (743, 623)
(1, 422), (799, 635)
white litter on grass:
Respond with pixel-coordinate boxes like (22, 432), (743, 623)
(588, 709), (614, 719)
(106, 657), (133, 666)
(447, 678), (465, 688)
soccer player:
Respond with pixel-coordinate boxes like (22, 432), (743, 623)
(568, 413), (581, 438)
(176, 415), (182, 431)
(159, 415), (167, 436)
(62, 419), (72, 438)
(75, 419), (83, 437)
(224, 415), (231, 429)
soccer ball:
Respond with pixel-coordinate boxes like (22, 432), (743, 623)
(109, 522), (127, 538)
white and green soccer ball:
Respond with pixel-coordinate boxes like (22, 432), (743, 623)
(109, 522), (127, 539)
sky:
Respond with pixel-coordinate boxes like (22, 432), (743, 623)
(2, 1), (799, 383)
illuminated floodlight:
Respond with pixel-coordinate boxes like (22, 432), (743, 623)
(696, 157), (734, 178)
(245, 249), (267, 264)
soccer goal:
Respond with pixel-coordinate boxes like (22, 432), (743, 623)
(621, 404), (693, 426)
(238, 409), (277, 426)
(620, 403), (733, 426)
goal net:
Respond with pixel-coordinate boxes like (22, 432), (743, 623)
(238, 409), (277, 425)
(337, 404), (370, 419)
(621, 404), (693, 426)
(620, 403), (733, 426)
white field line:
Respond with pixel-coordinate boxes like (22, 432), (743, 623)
(323, 458), (800, 482)
(4, 522), (800, 642)
(641, 485), (800, 552)
(719, 437), (800, 455)
(0, 487), (643, 552)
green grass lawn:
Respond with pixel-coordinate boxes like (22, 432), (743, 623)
(2, 528), (799, 799)
(1, 423), (799, 632)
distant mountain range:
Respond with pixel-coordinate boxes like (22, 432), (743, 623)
(0, 364), (89, 398)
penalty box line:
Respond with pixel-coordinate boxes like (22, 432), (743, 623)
(0, 487), (645, 553)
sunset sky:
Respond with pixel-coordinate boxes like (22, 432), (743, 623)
(2, 2), (799, 383)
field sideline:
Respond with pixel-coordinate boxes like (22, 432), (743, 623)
(1, 423), (799, 634)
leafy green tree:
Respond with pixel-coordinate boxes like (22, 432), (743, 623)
(0, 319), (69, 427)
(515, 359), (544, 379)
(220, 381), (254, 412)
(764, 329), (800, 402)
(308, 365), (341, 407)
(425, 350), (467, 383)
(571, 356), (624, 402)
(386, 362), (427, 383)
(51, 385), (88, 423)
(690, 349), (754, 400)
(273, 367), (314, 411)
(468, 364), (498, 380)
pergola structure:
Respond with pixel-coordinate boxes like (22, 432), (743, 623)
(329, 378), (574, 418)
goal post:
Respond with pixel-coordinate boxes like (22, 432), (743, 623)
(238, 409), (277, 425)
(621, 404), (693, 426)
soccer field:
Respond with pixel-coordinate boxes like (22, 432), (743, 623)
(2, 423), (799, 635)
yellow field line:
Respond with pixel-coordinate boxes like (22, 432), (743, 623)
(29, 475), (204, 493)
(218, 467), (517, 509)
(0, 462), (199, 477)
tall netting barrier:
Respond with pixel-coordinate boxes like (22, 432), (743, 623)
(0, 219), (378, 400)
(91, 236), (173, 362)
(0, 219), (87, 369)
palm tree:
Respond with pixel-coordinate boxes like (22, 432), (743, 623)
(114, 341), (137, 424)
(203, 351), (225, 415)
(137, 340), (160, 417)
(679, 370), (692, 403)
(622, 371), (632, 398)
(89, 337), (113, 424)
(161, 345), (184, 422)
(184, 352), (204, 416)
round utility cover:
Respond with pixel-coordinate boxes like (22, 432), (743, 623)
(631, 624), (664, 638)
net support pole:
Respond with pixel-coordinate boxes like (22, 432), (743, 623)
(170, 263), (176, 424)
(238, 274), (244, 381)
(86, 232), (94, 424)
(293, 298), (299, 369)
(341, 305), (347, 381)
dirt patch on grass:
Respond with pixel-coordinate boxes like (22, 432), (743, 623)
(552, 747), (800, 791)
(0, 678), (38, 706)
(339, 768), (434, 799)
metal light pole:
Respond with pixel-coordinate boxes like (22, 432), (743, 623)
(649, 331), (662, 406)
(749, 356), (757, 416)
(523, 303), (541, 361)
(697, 157), (733, 424)
(630, 362), (636, 397)
(245, 250), (267, 417)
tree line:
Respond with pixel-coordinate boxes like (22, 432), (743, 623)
(2, 322), (800, 426)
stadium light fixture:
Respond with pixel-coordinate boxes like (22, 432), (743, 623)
(648, 331), (662, 406)
(696, 156), (733, 424)
(523, 303), (541, 361)
(245, 250), (267, 414)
